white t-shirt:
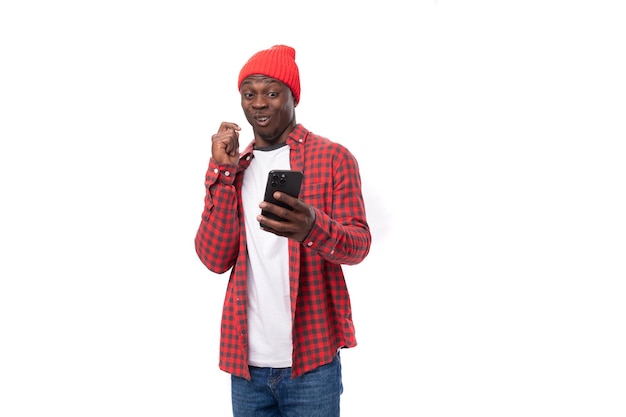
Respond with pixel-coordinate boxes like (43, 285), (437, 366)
(241, 144), (293, 367)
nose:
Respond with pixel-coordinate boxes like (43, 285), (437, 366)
(251, 95), (268, 109)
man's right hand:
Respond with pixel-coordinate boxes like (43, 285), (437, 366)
(211, 122), (241, 165)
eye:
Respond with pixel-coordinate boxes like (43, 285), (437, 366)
(242, 92), (254, 99)
(267, 91), (279, 98)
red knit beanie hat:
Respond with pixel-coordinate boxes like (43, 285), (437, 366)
(238, 45), (301, 104)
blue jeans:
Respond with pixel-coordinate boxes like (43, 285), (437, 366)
(231, 353), (343, 417)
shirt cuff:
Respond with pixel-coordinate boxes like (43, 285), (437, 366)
(206, 159), (238, 186)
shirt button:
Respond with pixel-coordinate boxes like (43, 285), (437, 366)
(306, 241), (313, 247)
(246, 156), (251, 160)
(213, 168), (219, 174)
(224, 171), (230, 176)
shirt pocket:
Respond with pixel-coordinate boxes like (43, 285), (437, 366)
(301, 179), (332, 214)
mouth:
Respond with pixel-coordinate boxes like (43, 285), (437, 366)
(253, 115), (271, 127)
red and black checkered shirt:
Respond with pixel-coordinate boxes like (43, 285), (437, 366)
(194, 124), (371, 379)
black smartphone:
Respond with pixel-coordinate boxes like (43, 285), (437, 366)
(261, 170), (304, 222)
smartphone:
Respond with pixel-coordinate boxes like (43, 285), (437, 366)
(261, 170), (304, 222)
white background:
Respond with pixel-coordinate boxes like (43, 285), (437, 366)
(1, 1), (625, 416)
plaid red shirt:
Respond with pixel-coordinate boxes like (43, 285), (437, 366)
(195, 124), (371, 379)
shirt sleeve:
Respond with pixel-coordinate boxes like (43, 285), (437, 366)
(300, 147), (371, 266)
(194, 158), (241, 274)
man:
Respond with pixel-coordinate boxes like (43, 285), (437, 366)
(195, 44), (371, 417)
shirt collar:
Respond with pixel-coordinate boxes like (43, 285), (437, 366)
(239, 123), (307, 162)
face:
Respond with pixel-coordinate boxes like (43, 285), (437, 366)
(240, 75), (296, 147)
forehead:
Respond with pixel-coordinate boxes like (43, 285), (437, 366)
(240, 75), (284, 89)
